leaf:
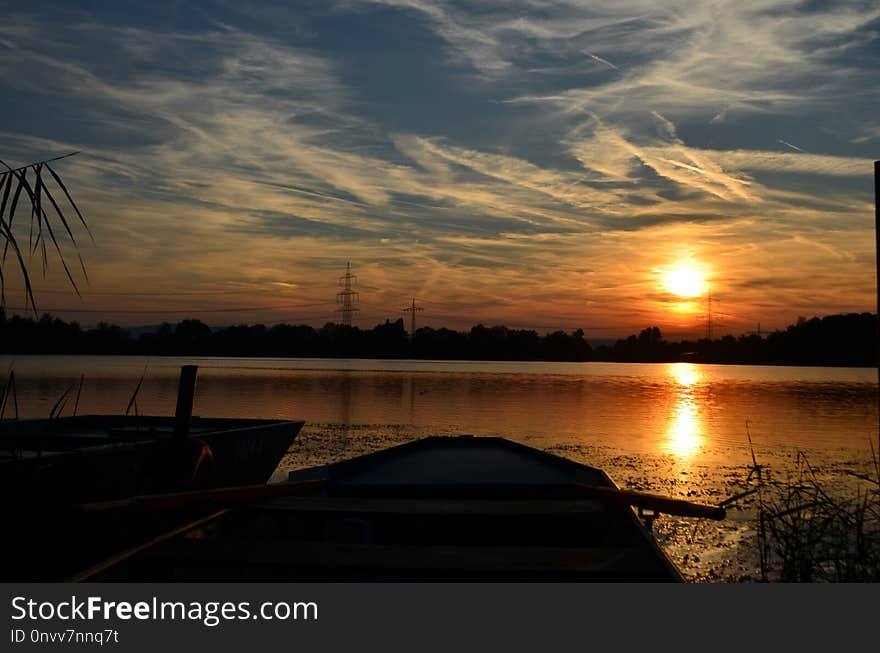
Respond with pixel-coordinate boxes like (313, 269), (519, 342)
(0, 153), (88, 311)
(0, 211), (35, 310)
(0, 173), (12, 224)
(0, 174), (12, 267)
(40, 176), (89, 283)
(41, 177), (79, 247)
(33, 164), (43, 245)
(36, 200), (80, 295)
(46, 162), (92, 241)
(0, 252), (6, 307)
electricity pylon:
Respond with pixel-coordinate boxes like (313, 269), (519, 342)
(705, 292), (713, 340)
(403, 296), (423, 338)
(336, 262), (359, 326)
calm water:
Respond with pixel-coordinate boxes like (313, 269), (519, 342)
(3, 355), (876, 465)
(3, 355), (878, 580)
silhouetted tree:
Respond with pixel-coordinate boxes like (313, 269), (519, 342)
(1, 312), (876, 365)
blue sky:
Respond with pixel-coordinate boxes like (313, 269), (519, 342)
(1, 0), (878, 337)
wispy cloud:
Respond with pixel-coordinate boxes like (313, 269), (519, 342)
(0, 1), (875, 334)
(778, 139), (805, 153)
(585, 51), (619, 70)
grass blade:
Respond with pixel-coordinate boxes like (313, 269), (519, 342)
(33, 193), (80, 295)
(33, 164), (43, 251)
(46, 162), (92, 241)
(49, 383), (75, 419)
(125, 373), (146, 417)
(0, 213), (36, 311)
(0, 173), (12, 225)
(0, 154), (88, 310)
(0, 369), (18, 421)
(73, 374), (84, 416)
(40, 177), (89, 284)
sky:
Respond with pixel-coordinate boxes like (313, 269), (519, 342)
(1, 0), (878, 338)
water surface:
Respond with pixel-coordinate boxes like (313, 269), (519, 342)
(4, 355), (877, 581)
(4, 355), (875, 464)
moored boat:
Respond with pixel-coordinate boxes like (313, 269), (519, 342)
(76, 436), (725, 582)
(1, 414), (305, 502)
(1, 412), (304, 580)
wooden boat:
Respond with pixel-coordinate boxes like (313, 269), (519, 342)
(1, 414), (304, 580)
(76, 436), (725, 582)
(2, 365), (304, 504)
(1, 414), (304, 502)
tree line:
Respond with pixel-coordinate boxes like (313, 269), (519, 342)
(0, 309), (876, 366)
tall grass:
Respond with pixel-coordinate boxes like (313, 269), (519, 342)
(752, 448), (880, 582)
(0, 152), (90, 312)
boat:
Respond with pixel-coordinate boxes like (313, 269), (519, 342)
(1, 365), (305, 502)
(2, 414), (304, 581)
(75, 435), (725, 582)
(1, 414), (305, 502)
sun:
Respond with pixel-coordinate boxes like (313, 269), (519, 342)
(662, 264), (707, 298)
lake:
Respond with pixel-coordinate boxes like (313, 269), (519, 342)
(3, 355), (877, 580)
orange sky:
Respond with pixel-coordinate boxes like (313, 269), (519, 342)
(1, 1), (878, 339)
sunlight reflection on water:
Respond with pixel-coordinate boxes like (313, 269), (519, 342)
(663, 363), (706, 460)
(3, 356), (877, 468)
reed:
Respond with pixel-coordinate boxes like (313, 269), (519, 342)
(0, 152), (90, 312)
(0, 367), (17, 422)
(752, 447), (880, 582)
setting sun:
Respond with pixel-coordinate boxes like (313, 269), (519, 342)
(663, 264), (707, 298)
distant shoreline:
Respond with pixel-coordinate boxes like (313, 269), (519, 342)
(2, 309), (877, 368)
(2, 352), (877, 370)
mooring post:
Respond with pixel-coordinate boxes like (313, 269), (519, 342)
(173, 365), (198, 439)
(875, 161), (879, 456)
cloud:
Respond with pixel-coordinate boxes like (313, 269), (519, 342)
(651, 112), (681, 143)
(778, 139), (805, 153)
(0, 1), (875, 333)
(850, 126), (880, 144)
(585, 51), (619, 70)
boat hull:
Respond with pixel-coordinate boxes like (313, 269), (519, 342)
(78, 436), (684, 582)
(1, 415), (303, 500)
(1, 415), (304, 580)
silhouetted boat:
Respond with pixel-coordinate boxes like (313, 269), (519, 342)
(1, 414), (304, 500)
(76, 436), (725, 582)
(1, 414), (304, 580)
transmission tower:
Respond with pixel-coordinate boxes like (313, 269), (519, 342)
(705, 292), (713, 340)
(403, 297), (423, 337)
(336, 261), (359, 326)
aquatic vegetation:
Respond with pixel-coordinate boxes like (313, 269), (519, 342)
(754, 450), (880, 582)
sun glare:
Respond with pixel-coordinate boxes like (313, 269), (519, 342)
(662, 263), (707, 298)
(664, 399), (704, 459)
(662, 364), (705, 459)
(670, 363), (701, 387)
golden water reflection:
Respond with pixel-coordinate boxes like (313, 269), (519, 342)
(670, 362), (701, 388)
(663, 363), (705, 459)
(6, 356), (877, 470)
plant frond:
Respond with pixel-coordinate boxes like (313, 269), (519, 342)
(0, 153), (89, 312)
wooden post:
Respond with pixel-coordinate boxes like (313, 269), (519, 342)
(875, 161), (879, 456)
(173, 365), (198, 439)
